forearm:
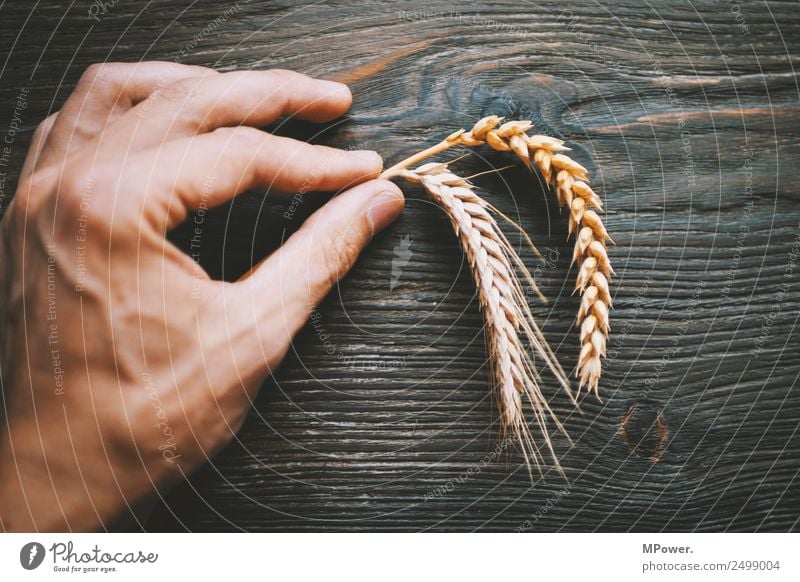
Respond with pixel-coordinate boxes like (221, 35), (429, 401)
(0, 419), (125, 531)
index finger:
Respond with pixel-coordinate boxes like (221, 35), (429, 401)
(121, 126), (382, 230)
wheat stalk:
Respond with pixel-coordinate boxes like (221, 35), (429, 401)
(397, 161), (573, 472)
(382, 116), (613, 398)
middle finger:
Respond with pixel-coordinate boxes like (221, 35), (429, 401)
(92, 69), (353, 157)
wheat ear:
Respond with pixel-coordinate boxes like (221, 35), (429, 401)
(381, 116), (613, 398)
(398, 162), (574, 472)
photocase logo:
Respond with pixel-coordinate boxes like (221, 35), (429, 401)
(87, 0), (120, 22)
(19, 542), (45, 570)
(390, 234), (413, 291)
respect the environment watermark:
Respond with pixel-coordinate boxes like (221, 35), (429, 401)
(46, 244), (65, 397)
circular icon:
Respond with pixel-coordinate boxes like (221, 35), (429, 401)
(19, 542), (45, 570)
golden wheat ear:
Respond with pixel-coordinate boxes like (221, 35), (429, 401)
(397, 162), (573, 474)
(381, 116), (613, 401)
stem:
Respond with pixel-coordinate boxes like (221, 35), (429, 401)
(379, 138), (458, 179)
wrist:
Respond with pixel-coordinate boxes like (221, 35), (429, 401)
(0, 420), (117, 531)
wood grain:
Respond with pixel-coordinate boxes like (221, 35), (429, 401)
(1, 0), (798, 531)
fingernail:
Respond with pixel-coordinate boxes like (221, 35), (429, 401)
(366, 187), (404, 235)
(319, 79), (352, 99)
(350, 149), (383, 173)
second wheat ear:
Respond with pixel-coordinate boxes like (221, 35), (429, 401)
(379, 116), (613, 472)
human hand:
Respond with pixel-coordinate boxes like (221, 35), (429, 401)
(0, 62), (404, 531)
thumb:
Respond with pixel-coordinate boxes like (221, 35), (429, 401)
(224, 178), (405, 376)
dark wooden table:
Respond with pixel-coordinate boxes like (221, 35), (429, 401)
(1, 1), (798, 532)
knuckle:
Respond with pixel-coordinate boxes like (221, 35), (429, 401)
(9, 178), (34, 211)
(265, 69), (307, 103)
(219, 70), (251, 85)
(304, 145), (348, 189)
(56, 167), (118, 230)
(267, 68), (305, 84)
(158, 76), (203, 104)
(184, 63), (219, 77)
(78, 63), (104, 85)
(304, 170), (327, 193)
(77, 62), (123, 92)
(9, 170), (56, 222)
(322, 230), (362, 284)
(6, 194), (32, 227)
(32, 113), (57, 141)
(60, 166), (102, 203)
(220, 125), (264, 150)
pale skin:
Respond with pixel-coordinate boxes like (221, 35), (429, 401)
(0, 62), (405, 531)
